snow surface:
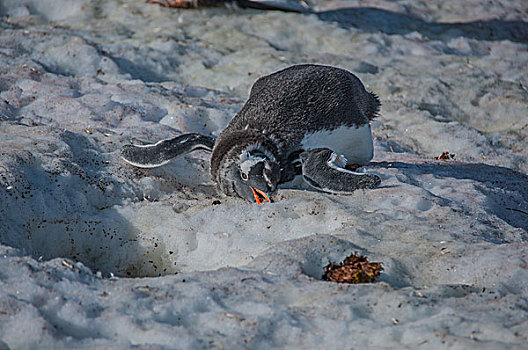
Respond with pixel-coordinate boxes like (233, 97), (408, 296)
(0, 0), (527, 348)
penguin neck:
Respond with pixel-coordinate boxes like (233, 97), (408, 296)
(210, 129), (279, 182)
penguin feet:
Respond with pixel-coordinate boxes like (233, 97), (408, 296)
(148, 0), (198, 8)
(121, 133), (215, 168)
(299, 148), (381, 194)
(148, 0), (311, 12)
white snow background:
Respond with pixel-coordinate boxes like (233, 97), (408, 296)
(0, 0), (527, 348)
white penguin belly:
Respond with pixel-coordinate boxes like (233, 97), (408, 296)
(301, 124), (373, 165)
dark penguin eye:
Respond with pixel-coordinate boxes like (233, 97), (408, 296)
(241, 172), (248, 180)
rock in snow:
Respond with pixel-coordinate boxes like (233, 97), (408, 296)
(0, 0), (527, 348)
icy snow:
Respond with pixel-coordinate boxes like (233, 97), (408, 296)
(0, 0), (527, 348)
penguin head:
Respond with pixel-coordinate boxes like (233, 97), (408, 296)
(238, 155), (280, 204)
(220, 150), (280, 205)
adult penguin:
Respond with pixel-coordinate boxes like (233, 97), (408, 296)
(122, 64), (381, 204)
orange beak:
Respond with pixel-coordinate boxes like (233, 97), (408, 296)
(249, 186), (271, 205)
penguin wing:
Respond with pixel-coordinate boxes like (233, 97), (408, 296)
(299, 148), (380, 194)
(121, 133), (215, 168)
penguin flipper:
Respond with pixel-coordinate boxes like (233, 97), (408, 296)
(300, 148), (381, 194)
(121, 133), (215, 168)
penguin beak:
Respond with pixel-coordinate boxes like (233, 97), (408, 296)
(249, 186), (271, 205)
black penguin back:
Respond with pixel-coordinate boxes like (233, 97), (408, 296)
(226, 65), (379, 138)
